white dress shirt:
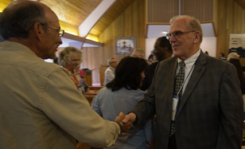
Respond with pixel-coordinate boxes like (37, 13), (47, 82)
(176, 49), (201, 94)
(104, 66), (115, 86)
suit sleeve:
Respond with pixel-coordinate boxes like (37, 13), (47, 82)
(217, 64), (243, 149)
(143, 119), (155, 142)
(131, 64), (160, 126)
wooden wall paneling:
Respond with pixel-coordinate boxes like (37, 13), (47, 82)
(216, 0), (245, 65)
(85, 33), (99, 42)
(80, 0), (145, 84)
(90, 0), (136, 36)
(82, 69), (92, 86)
(181, 0), (213, 21)
(0, 0), (12, 12)
(145, 0), (148, 27)
(213, 0), (218, 34)
(99, 0), (146, 63)
(59, 20), (79, 36)
(124, 7), (131, 36)
(234, 0), (245, 10)
(138, 0), (146, 50)
(147, 0), (179, 23)
(41, 0), (101, 26)
(235, 4), (245, 33)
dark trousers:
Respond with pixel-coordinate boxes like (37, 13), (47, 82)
(168, 134), (177, 149)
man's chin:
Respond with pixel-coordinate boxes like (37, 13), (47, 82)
(173, 52), (180, 57)
(48, 53), (57, 59)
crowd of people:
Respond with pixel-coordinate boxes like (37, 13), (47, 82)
(0, 1), (244, 149)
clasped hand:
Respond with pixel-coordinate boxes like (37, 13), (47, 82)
(114, 112), (134, 135)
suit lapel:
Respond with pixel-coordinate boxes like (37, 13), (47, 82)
(158, 58), (177, 112)
(169, 58), (178, 95)
(176, 52), (207, 117)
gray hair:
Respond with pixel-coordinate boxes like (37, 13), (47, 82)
(107, 57), (115, 66)
(227, 52), (240, 61)
(170, 15), (203, 42)
(0, 1), (48, 39)
(132, 49), (145, 58)
(58, 47), (82, 67)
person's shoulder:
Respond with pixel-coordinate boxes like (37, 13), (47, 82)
(201, 53), (235, 71)
(95, 87), (114, 100)
(97, 87), (111, 94)
(204, 54), (230, 66)
(105, 67), (110, 72)
(126, 88), (145, 96)
(158, 57), (176, 66)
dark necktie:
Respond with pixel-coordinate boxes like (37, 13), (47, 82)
(174, 61), (185, 95)
(170, 60), (185, 137)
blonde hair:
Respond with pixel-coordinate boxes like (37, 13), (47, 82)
(131, 49), (145, 58)
(58, 47), (82, 67)
(227, 52), (240, 61)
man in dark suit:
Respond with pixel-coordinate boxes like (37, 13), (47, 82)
(122, 15), (243, 149)
(140, 36), (172, 91)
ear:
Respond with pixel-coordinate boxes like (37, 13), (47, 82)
(33, 22), (45, 42)
(193, 31), (200, 43)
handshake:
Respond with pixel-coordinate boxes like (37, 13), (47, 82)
(114, 112), (136, 135)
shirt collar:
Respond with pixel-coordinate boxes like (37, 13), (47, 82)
(177, 49), (201, 66)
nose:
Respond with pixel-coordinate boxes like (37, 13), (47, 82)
(169, 34), (176, 42)
(58, 36), (63, 45)
(169, 35), (176, 45)
(77, 61), (81, 64)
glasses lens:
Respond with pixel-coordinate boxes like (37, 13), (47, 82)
(166, 33), (171, 40)
(174, 31), (182, 37)
(59, 30), (64, 37)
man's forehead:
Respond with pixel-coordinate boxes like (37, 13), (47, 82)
(170, 19), (189, 32)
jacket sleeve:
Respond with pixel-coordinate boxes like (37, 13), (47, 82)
(40, 68), (120, 148)
(131, 64), (160, 127)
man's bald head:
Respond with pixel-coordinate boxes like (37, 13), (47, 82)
(0, 1), (50, 39)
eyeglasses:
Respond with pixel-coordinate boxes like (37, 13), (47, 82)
(166, 30), (196, 40)
(47, 26), (64, 37)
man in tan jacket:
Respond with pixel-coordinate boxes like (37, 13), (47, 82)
(0, 1), (131, 149)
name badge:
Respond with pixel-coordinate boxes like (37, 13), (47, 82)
(172, 95), (179, 121)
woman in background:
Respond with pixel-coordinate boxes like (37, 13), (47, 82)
(92, 56), (155, 149)
(227, 52), (245, 113)
(58, 47), (97, 95)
